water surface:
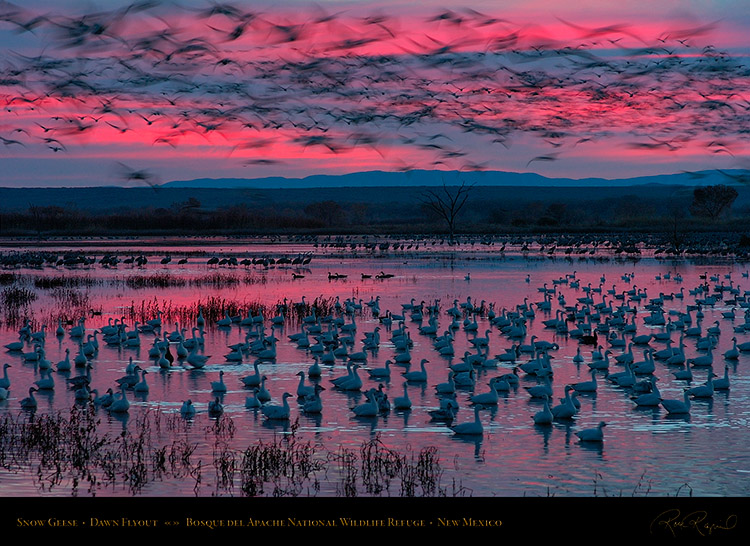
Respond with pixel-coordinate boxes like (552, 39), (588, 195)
(1, 238), (748, 497)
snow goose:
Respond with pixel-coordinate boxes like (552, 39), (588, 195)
(352, 390), (379, 417)
(524, 376), (553, 398)
(180, 399), (196, 417)
(56, 349), (71, 372)
(686, 371), (717, 398)
(393, 382), (412, 410)
(672, 364), (693, 381)
(261, 392), (292, 420)
(571, 370), (598, 393)
(688, 346), (713, 368)
(332, 363), (362, 391)
(134, 369), (150, 393)
(435, 371), (456, 394)
(186, 346), (209, 369)
(208, 397), (224, 417)
(211, 370), (227, 393)
(367, 359), (392, 380)
(575, 421), (606, 442)
(402, 359), (429, 382)
(295, 371), (317, 398)
(723, 338), (739, 360)
(661, 390), (691, 415)
(631, 378), (662, 407)
(301, 385), (325, 414)
(551, 385), (578, 419)
(450, 405), (483, 436)
(712, 365), (730, 391)
(469, 378), (502, 406)
(532, 395), (554, 425)
(108, 386), (130, 413)
(20, 387), (38, 410)
(34, 369), (55, 391)
(0, 363), (11, 390)
(244, 389), (262, 409)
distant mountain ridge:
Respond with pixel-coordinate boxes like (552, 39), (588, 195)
(162, 169), (747, 189)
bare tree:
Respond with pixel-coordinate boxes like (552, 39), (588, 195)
(689, 184), (738, 220)
(419, 181), (475, 241)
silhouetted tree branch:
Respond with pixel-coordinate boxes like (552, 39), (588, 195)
(419, 181), (475, 240)
(689, 184), (738, 220)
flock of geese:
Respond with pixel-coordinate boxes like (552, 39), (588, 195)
(2, 265), (747, 448)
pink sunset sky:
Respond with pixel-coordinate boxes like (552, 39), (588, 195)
(0, 0), (748, 187)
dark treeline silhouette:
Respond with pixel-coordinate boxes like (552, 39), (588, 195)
(2, 184), (749, 236)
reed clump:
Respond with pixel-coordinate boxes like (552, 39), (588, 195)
(358, 436), (446, 497)
(0, 286), (37, 327)
(239, 421), (325, 497)
(193, 272), (241, 287)
(0, 286), (37, 308)
(125, 272), (186, 289)
(0, 406), (203, 496)
(0, 408), (452, 498)
(33, 275), (99, 289)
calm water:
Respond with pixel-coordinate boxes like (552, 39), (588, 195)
(1, 237), (749, 497)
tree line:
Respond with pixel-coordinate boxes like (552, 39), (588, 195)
(0, 184), (743, 236)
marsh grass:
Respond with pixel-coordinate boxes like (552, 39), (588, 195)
(126, 294), (343, 328)
(0, 410), (455, 498)
(0, 406), (204, 496)
(125, 273), (186, 289)
(0, 273), (17, 285)
(32, 275), (100, 289)
(0, 286), (37, 328)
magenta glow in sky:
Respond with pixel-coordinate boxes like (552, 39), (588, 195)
(1, 1), (748, 187)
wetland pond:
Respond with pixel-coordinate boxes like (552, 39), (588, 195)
(0, 236), (748, 497)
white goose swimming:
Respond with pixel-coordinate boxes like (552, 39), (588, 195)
(712, 365), (730, 391)
(401, 359), (429, 382)
(551, 385), (578, 419)
(686, 370), (717, 398)
(34, 369), (55, 391)
(450, 405), (483, 436)
(186, 345), (209, 369)
(571, 370), (598, 393)
(300, 384), (324, 414)
(724, 338), (740, 360)
(351, 390), (379, 417)
(469, 377), (502, 406)
(261, 392), (292, 420)
(211, 370), (227, 393)
(661, 390), (691, 415)
(256, 376), (271, 402)
(108, 385), (130, 413)
(630, 376), (661, 406)
(532, 395), (554, 425)
(307, 356), (322, 378)
(241, 361), (262, 388)
(0, 363), (11, 390)
(435, 371), (456, 394)
(575, 421), (606, 442)
(524, 376), (553, 399)
(20, 387), (38, 410)
(208, 397), (224, 416)
(366, 359), (392, 380)
(134, 369), (150, 393)
(688, 346), (714, 368)
(295, 371), (317, 398)
(56, 349), (71, 372)
(180, 399), (196, 417)
(244, 389), (262, 409)
(393, 382), (412, 410)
